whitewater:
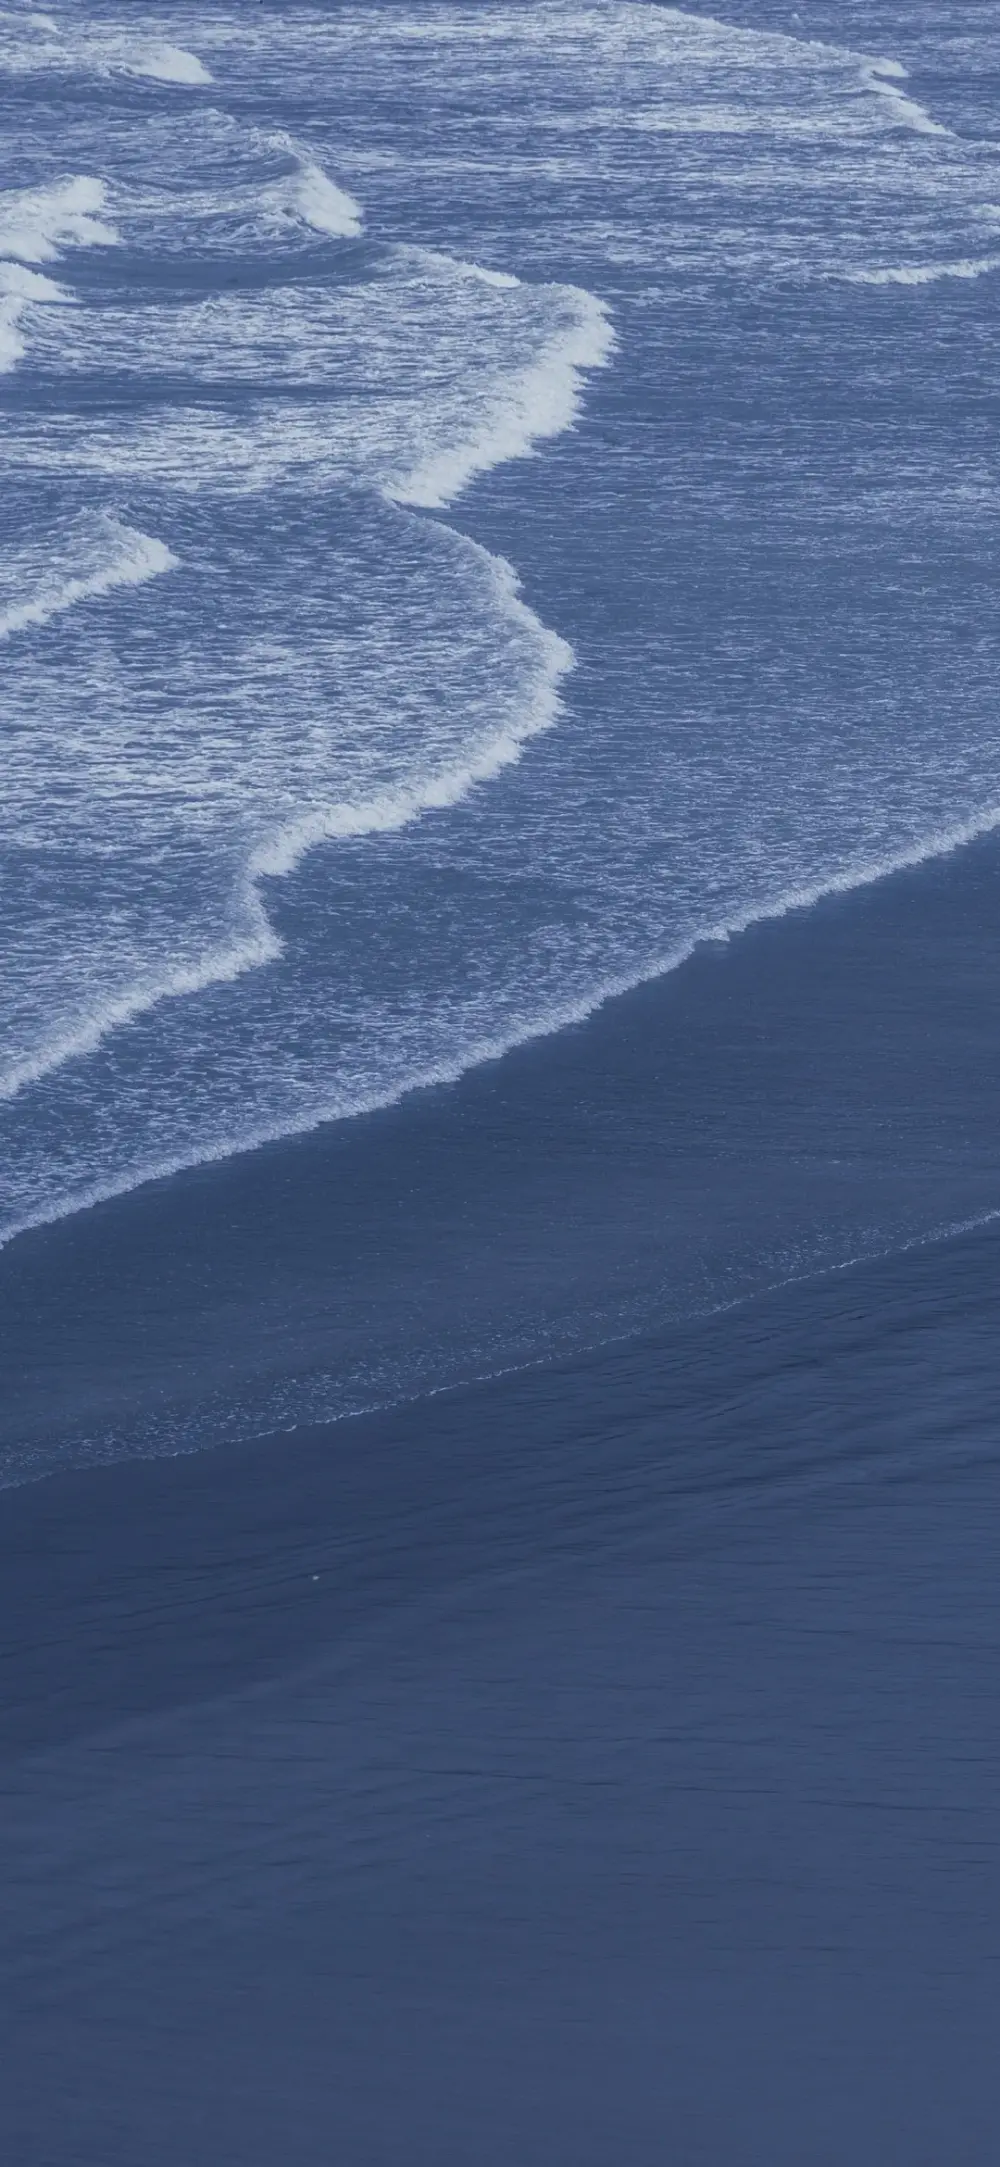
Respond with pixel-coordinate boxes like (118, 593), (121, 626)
(3, 0), (1000, 1249)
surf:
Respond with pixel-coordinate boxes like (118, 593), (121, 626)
(4, 0), (1000, 1267)
(0, 512), (176, 642)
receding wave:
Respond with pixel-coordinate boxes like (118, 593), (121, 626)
(0, 905), (277, 1107)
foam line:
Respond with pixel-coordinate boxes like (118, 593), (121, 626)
(0, 517), (177, 642)
(250, 540), (572, 879)
(0, 901), (278, 1105)
(9, 795), (1000, 1260)
(391, 284), (616, 508)
(0, 539), (569, 1104)
(846, 255), (1000, 286)
(858, 55), (949, 138)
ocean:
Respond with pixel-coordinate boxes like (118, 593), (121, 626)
(2, 1), (1000, 2158)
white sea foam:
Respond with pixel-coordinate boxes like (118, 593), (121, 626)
(846, 255), (1000, 286)
(116, 40), (212, 85)
(250, 541), (571, 878)
(265, 133), (363, 237)
(6, 0), (1000, 1266)
(392, 283), (616, 507)
(0, 514), (571, 1110)
(0, 259), (70, 368)
(0, 174), (117, 263)
(0, 514), (177, 642)
(0, 176), (116, 368)
(858, 55), (949, 138)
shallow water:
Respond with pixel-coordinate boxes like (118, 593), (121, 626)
(3, 0), (1000, 1374)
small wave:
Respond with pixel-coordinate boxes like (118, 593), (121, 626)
(0, 12), (211, 84)
(0, 903), (277, 1105)
(114, 39), (212, 86)
(0, 259), (64, 300)
(292, 157), (362, 238)
(391, 282), (616, 509)
(0, 176), (116, 369)
(0, 513), (177, 643)
(0, 259), (70, 370)
(251, 541), (571, 879)
(846, 255), (1000, 286)
(9, 789), (1000, 1262)
(0, 531), (569, 1108)
(265, 134), (363, 239)
(858, 55), (949, 138)
(453, 259), (521, 291)
(0, 174), (117, 263)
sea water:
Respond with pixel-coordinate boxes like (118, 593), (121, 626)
(2, 0), (1000, 1457)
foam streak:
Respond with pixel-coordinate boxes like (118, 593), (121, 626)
(391, 285), (616, 508)
(0, 516), (178, 644)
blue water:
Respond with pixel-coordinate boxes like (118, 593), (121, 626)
(3, 0), (1000, 1462)
(0, 4), (997, 1181)
(6, 11), (1000, 2157)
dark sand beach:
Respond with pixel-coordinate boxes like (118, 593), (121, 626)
(3, 838), (1000, 2163)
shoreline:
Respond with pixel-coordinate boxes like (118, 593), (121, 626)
(4, 1170), (1000, 1748)
(5, 817), (1000, 1482)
